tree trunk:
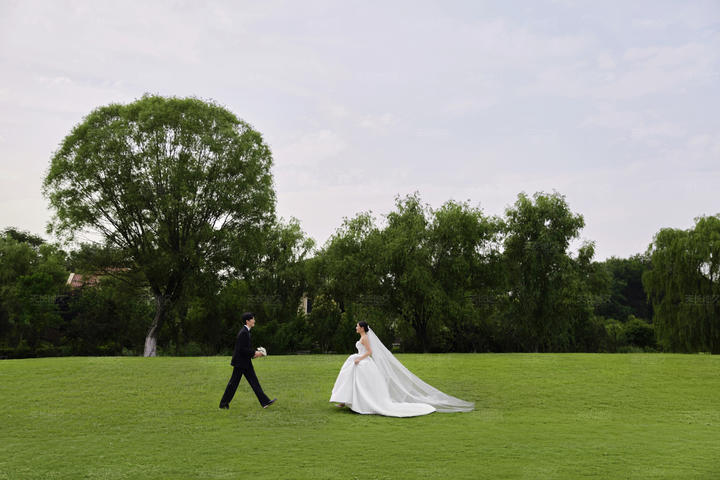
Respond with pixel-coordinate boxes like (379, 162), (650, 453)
(414, 312), (430, 353)
(144, 294), (168, 357)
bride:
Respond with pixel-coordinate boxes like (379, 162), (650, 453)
(329, 321), (474, 417)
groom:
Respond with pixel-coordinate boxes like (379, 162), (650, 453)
(219, 312), (277, 409)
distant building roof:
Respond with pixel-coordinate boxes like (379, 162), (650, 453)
(66, 273), (102, 288)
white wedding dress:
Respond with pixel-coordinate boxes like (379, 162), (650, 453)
(329, 328), (474, 417)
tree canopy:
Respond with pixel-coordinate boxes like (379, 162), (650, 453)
(43, 95), (276, 356)
(643, 215), (720, 353)
(501, 192), (594, 352)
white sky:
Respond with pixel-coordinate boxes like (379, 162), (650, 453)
(1, 0), (718, 260)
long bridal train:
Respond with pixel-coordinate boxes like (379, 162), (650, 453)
(330, 327), (474, 417)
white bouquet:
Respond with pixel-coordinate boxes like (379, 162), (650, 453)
(256, 346), (267, 357)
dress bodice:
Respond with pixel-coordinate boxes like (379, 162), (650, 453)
(356, 340), (367, 355)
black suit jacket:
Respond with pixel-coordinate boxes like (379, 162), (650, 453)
(231, 326), (255, 368)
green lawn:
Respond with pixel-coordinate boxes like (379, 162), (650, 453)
(1, 354), (718, 479)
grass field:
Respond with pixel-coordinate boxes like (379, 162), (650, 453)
(1, 353), (718, 479)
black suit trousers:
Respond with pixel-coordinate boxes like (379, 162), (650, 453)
(220, 363), (271, 407)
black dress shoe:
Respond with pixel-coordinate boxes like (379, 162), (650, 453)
(219, 404), (229, 409)
(262, 398), (277, 409)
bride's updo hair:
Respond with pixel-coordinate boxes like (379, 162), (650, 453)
(358, 321), (369, 332)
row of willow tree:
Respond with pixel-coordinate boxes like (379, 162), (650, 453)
(1, 95), (718, 357)
(2, 194), (718, 358)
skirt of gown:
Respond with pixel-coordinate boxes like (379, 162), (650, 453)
(329, 353), (436, 417)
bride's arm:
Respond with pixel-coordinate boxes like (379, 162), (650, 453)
(354, 336), (373, 364)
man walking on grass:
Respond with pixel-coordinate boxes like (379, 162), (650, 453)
(219, 312), (277, 409)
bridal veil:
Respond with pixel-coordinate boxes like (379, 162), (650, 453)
(366, 328), (474, 412)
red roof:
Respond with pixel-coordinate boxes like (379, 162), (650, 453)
(66, 273), (102, 288)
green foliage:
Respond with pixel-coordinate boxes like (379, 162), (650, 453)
(63, 278), (153, 355)
(381, 193), (439, 351)
(425, 198), (503, 352)
(307, 294), (342, 353)
(307, 191), (641, 354)
(595, 254), (653, 321)
(501, 191), (595, 352)
(0, 229), (68, 354)
(170, 216), (316, 357)
(3, 161), (716, 356)
(311, 193), (503, 352)
(643, 215), (720, 353)
(248, 217), (315, 325)
(43, 95), (277, 355)
(623, 315), (656, 349)
(603, 318), (625, 352)
(316, 211), (384, 304)
(253, 311), (313, 354)
(596, 316), (656, 353)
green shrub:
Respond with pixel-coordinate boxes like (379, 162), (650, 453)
(181, 341), (204, 356)
(624, 316), (656, 349)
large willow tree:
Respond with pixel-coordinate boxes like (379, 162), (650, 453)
(502, 192), (594, 352)
(643, 215), (720, 353)
(44, 95), (276, 356)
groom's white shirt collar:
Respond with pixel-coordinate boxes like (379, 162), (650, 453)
(245, 325), (252, 331)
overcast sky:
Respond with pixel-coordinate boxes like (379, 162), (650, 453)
(1, 0), (718, 260)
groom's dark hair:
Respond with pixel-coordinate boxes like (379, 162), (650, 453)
(241, 312), (255, 323)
